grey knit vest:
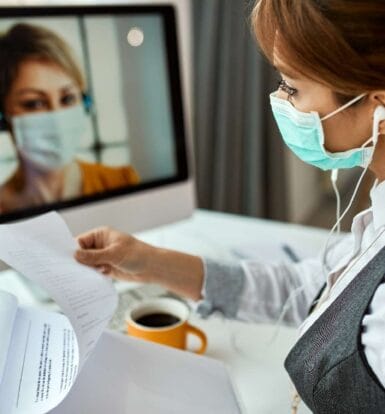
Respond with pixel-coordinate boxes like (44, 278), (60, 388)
(285, 246), (385, 413)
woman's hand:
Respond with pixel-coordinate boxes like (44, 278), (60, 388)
(75, 227), (205, 301)
(75, 227), (154, 283)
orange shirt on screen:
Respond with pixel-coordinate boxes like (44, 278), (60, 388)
(78, 161), (140, 196)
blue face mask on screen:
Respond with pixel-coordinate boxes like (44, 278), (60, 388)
(12, 105), (87, 171)
(269, 93), (373, 170)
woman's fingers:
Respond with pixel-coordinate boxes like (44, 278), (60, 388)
(75, 248), (104, 266)
(77, 230), (98, 249)
(75, 228), (136, 281)
(77, 227), (113, 249)
(75, 246), (116, 266)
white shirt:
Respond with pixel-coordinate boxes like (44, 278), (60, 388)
(236, 180), (385, 389)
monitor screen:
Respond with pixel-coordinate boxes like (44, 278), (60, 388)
(0, 5), (188, 223)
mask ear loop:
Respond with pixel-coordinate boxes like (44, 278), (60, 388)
(321, 94), (367, 121)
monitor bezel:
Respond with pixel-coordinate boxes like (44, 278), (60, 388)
(0, 4), (189, 223)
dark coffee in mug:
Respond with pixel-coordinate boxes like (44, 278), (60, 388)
(127, 298), (207, 354)
(135, 312), (181, 328)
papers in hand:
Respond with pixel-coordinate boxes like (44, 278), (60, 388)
(0, 212), (118, 414)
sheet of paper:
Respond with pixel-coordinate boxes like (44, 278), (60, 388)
(0, 212), (118, 362)
(0, 306), (79, 414)
(0, 212), (118, 413)
(52, 330), (242, 414)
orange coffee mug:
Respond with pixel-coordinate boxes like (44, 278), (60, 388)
(126, 298), (207, 354)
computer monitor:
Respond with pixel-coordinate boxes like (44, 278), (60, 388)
(0, 0), (195, 236)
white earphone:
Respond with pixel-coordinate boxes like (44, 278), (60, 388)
(372, 105), (385, 145)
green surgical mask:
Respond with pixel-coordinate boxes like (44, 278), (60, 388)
(269, 93), (373, 170)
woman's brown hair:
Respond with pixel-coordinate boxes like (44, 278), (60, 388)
(0, 23), (86, 112)
(252, 0), (385, 98)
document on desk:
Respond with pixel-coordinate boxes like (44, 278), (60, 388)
(52, 330), (242, 414)
(0, 212), (118, 414)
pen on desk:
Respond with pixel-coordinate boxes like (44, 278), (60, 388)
(281, 244), (301, 263)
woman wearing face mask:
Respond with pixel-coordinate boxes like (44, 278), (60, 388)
(0, 23), (139, 213)
(75, 1), (385, 412)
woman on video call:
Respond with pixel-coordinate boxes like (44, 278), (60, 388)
(76, 1), (385, 412)
(0, 23), (139, 214)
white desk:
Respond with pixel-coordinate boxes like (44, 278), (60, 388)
(0, 209), (331, 413)
(132, 210), (331, 414)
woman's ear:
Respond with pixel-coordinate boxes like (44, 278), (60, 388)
(368, 91), (385, 108)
